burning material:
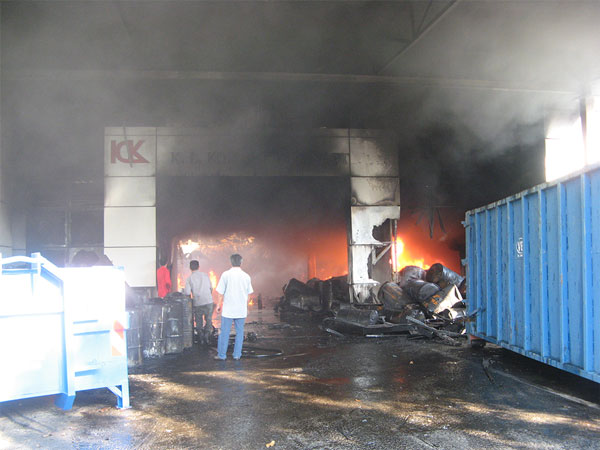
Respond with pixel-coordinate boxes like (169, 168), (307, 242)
(391, 237), (429, 271)
(208, 270), (217, 289)
(273, 213), (465, 341)
(173, 227), (347, 301)
(177, 273), (185, 292)
(180, 239), (200, 255)
(179, 235), (255, 256)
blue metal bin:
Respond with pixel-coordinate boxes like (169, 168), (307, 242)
(0, 253), (130, 409)
(465, 164), (600, 383)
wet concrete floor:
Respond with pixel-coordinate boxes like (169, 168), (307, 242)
(2, 309), (600, 449)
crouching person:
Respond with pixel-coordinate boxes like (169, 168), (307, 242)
(214, 254), (253, 360)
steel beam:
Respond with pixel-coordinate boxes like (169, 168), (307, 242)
(3, 69), (575, 94)
(377, 0), (461, 75)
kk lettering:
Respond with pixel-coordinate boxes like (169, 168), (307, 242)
(110, 140), (149, 165)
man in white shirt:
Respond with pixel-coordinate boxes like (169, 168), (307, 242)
(214, 254), (253, 360)
(184, 260), (213, 345)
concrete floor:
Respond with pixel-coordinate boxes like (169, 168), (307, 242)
(2, 309), (600, 449)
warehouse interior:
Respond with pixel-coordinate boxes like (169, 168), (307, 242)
(2, 1), (600, 449)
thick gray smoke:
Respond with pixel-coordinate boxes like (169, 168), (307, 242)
(3, 1), (600, 254)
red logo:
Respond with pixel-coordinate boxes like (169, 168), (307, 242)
(110, 140), (149, 165)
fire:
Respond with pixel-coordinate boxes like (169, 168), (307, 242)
(179, 234), (255, 256)
(208, 270), (218, 289)
(391, 237), (429, 272)
(317, 273), (346, 281)
(180, 239), (200, 255)
(177, 273), (184, 291)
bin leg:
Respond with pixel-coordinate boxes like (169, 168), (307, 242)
(55, 393), (75, 410)
(117, 382), (130, 409)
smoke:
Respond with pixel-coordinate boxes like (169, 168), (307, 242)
(3, 1), (600, 261)
(157, 175), (349, 237)
(163, 176), (350, 297)
(377, 1), (600, 208)
(395, 91), (550, 210)
(173, 225), (348, 300)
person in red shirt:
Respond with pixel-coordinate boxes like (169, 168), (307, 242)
(156, 258), (171, 298)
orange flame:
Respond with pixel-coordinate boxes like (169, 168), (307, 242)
(180, 239), (200, 255)
(391, 237), (430, 272)
(317, 273), (346, 281)
(208, 270), (218, 289)
(177, 274), (184, 291)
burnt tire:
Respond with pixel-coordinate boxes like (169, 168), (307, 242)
(469, 337), (487, 349)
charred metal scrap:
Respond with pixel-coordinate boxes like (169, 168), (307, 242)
(426, 263), (466, 297)
(376, 263), (468, 344)
(279, 278), (322, 313)
(278, 276), (408, 336)
(322, 304), (408, 336)
(278, 264), (469, 343)
(397, 265), (426, 287)
(277, 276), (350, 314)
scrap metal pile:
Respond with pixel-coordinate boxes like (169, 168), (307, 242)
(377, 264), (470, 345)
(278, 263), (472, 345)
(277, 275), (350, 314)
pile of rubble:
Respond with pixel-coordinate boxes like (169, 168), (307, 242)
(277, 263), (472, 345)
(376, 264), (470, 345)
(276, 275), (350, 314)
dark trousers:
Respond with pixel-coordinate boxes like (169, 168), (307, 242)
(194, 303), (214, 343)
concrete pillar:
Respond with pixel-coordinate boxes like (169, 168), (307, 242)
(347, 130), (400, 303)
(104, 127), (157, 287)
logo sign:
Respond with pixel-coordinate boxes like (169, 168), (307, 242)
(110, 140), (149, 165)
(516, 237), (524, 258)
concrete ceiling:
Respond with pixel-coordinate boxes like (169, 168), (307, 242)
(4, 1), (599, 91)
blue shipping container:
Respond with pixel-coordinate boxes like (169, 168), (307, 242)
(465, 165), (600, 383)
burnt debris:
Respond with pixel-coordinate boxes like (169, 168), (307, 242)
(426, 263), (466, 297)
(277, 276), (350, 314)
(378, 263), (469, 343)
(279, 278), (323, 313)
(278, 261), (469, 344)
